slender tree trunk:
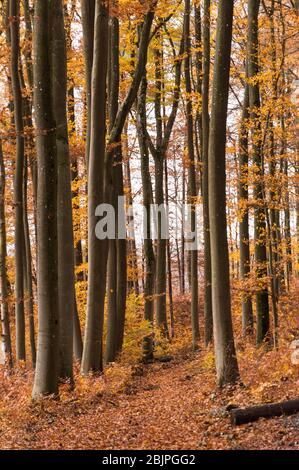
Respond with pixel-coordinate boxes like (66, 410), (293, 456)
(51, 0), (76, 381)
(247, 0), (270, 345)
(181, 164), (186, 295)
(238, 85), (254, 335)
(10, 0), (26, 362)
(137, 76), (155, 361)
(184, 0), (199, 348)
(208, 0), (239, 386)
(283, 155), (292, 287)
(67, 73), (83, 363)
(0, 139), (13, 368)
(194, 2), (203, 195)
(105, 7), (127, 363)
(65, 3), (84, 362)
(80, 0), (95, 169)
(23, 0), (37, 204)
(165, 158), (174, 338)
(202, 0), (213, 346)
(23, 158), (36, 366)
(125, 157), (139, 295)
(32, 0), (59, 399)
(154, 152), (168, 334)
(149, 31), (183, 336)
(81, 0), (109, 375)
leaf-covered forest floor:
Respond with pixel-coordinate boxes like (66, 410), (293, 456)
(1, 282), (299, 450)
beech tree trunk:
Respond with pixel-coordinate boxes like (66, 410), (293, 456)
(202, 0), (213, 346)
(238, 85), (254, 335)
(10, 0), (26, 362)
(106, 9), (127, 363)
(32, 0), (59, 399)
(81, 0), (95, 169)
(247, 0), (270, 345)
(208, 0), (239, 386)
(137, 76), (155, 361)
(184, 0), (199, 349)
(0, 139), (13, 368)
(51, 0), (76, 381)
(66, 38), (83, 363)
(81, 0), (109, 374)
(147, 31), (183, 336)
(23, 160), (36, 367)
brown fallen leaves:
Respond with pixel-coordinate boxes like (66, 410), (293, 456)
(0, 286), (299, 450)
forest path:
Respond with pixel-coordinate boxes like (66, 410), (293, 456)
(2, 348), (299, 449)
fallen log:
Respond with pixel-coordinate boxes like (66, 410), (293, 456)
(231, 398), (299, 425)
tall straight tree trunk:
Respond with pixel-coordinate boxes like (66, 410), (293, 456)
(267, 0), (280, 300)
(154, 152), (168, 334)
(284, 156), (292, 288)
(65, 3), (84, 362)
(67, 75), (83, 364)
(32, 0), (59, 399)
(181, 164), (186, 295)
(208, 0), (239, 386)
(238, 85), (254, 335)
(184, 0), (199, 349)
(81, 0), (109, 375)
(106, 8), (127, 363)
(153, 38), (168, 335)
(23, 0), (37, 204)
(23, 159), (36, 366)
(81, 0), (95, 169)
(125, 157), (139, 294)
(82, 0), (156, 372)
(247, 0), (270, 345)
(194, 2), (203, 194)
(10, 0), (26, 362)
(51, 0), (76, 381)
(202, 0), (213, 346)
(165, 157), (174, 338)
(0, 139), (13, 368)
(137, 76), (155, 361)
(147, 31), (183, 336)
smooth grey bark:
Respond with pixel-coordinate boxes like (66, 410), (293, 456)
(165, 157), (174, 338)
(184, 0), (199, 348)
(238, 85), (254, 336)
(81, 0), (109, 374)
(10, 0), (26, 362)
(81, 0), (95, 169)
(82, 0), (156, 374)
(106, 10), (127, 363)
(247, 0), (270, 345)
(147, 32), (184, 336)
(267, 0), (281, 299)
(283, 155), (292, 287)
(23, 159), (36, 366)
(64, 13), (84, 362)
(137, 76), (155, 361)
(125, 156), (139, 295)
(0, 138), (13, 368)
(23, 0), (34, 90)
(32, 0), (59, 399)
(23, 0), (37, 203)
(208, 0), (239, 386)
(194, 1), (202, 195)
(51, 0), (76, 381)
(202, 0), (213, 346)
